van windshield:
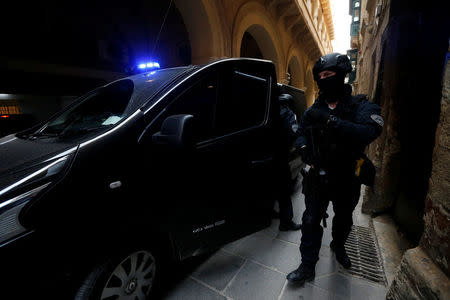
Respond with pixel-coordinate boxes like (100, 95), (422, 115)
(34, 67), (190, 137)
(38, 79), (134, 136)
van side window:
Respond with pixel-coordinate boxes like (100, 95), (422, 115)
(166, 72), (218, 142)
(215, 71), (269, 136)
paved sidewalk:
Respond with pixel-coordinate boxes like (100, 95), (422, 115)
(159, 183), (387, 300)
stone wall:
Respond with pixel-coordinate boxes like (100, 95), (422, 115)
(354, 0), (395, 213)
(355, 1), (450, 298)
(387, 248), (450, 300)
(357, 0), (447, 240)
(387, 46), (450, 300)
(419, 51), (450, 276)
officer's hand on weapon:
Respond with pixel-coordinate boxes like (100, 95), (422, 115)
(305, 109), (330, 126)
(305, 109), (338, 128)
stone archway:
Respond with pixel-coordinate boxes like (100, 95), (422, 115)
(174, 0), (226, 64)
(239, 24), (279, 63)
(304, 67), (315, 107)
(287, 54), (305, 89)
(232, 1), (285, 78)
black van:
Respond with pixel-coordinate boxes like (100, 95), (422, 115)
(0, 58), (301, 299)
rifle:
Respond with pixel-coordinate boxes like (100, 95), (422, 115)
(301, 125), (329, 227)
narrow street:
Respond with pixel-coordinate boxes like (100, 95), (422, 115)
(158, 179), (387, 300)
(1, 1), (449, 298)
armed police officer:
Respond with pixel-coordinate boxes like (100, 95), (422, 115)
(286, 53), (384, 284)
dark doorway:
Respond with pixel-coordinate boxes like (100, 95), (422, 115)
(240, 32), (264, 59)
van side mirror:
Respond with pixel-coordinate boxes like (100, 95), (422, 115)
(152, 114), (194, 148)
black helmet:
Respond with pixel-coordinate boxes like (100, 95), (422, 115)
(313, 53), (352, 81)
(278, 93), (293, 104)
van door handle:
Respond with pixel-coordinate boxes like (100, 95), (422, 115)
(251, 157), (273, 166)
(109, 181), (122, 189)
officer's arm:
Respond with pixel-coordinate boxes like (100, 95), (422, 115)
(334, 102), (383, 145)
(295, 109), (311, 148)
(283, 107), (300, 140)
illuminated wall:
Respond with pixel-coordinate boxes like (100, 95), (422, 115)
(174, 0), (334, 107)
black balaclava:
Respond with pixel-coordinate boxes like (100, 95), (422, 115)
(317, 72), (346, 102)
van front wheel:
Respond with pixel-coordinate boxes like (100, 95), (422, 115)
(75, 249), (157, 300)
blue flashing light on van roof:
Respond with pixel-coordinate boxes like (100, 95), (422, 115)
(138, 61), (161, 71)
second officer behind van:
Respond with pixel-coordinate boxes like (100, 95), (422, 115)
(276, 93), (302, 231)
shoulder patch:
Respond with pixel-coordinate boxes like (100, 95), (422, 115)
(370, 114), (384, 126)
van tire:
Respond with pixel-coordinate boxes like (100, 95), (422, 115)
(74, 249), (157, 300)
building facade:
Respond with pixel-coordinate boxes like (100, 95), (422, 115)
(353, 0), (450, 298)
(0, 0), (334, 132)
(350, 0), (362, 48)
(173, 0), (334, 106)
(347, 0), (362, 84)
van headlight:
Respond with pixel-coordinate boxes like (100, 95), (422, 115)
(0, 154), (73, 245)
(0, 183), (50, 244)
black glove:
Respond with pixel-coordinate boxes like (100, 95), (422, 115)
(305, 109), (330, 126)
(298, 146), (313, 165)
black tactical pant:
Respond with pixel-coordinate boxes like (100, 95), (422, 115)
(299, 170), (361, 268)
(277, 157), (294, 224)
(277, 161), (294, 225)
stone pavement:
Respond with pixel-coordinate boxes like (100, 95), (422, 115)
(158, 183), (387, 300)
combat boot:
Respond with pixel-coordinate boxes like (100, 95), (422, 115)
(330, 241), (351, 269)
(286, 264), (315, 284)
(279, 220), (302, 231)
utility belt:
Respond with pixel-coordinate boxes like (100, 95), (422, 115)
(301, 152), (376, 186)
(300, 153), (376, 228)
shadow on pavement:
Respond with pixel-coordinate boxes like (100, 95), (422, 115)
(152, 251), (216, 299)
